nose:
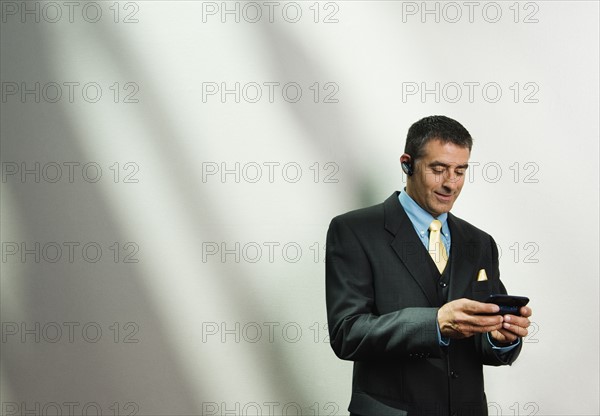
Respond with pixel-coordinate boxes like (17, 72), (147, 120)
(442, 170), (461, 190)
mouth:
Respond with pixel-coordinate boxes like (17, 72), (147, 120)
(434, 191), (453, 202)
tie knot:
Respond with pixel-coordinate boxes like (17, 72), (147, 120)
(429, 219), (442, 232)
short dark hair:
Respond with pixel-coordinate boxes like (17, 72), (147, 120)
(404, 115), (472, 160)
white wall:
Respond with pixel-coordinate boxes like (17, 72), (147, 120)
(1, 1), (598, 415)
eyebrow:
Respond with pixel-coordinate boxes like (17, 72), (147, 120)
(428, 161), (470, 169)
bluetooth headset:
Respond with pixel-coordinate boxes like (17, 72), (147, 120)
(401, 156), (414, 176)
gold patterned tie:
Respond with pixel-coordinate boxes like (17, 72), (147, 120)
(428, 219), (448, 273)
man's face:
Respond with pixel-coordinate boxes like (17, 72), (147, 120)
(405, 139), (470, 217)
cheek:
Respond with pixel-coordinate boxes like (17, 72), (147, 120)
(424, 175), (442, 189)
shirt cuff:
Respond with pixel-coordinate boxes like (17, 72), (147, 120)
(487, 332), (521, 353)
(436, 320), (450, 347)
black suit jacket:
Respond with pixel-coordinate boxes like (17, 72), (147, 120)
(325, 192), (521, 416)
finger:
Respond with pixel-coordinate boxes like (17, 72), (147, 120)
(457, 319), (503, 335)
(480, 323), (505, 333)
(452, 318), (502, 337)
(504, 315), (530, 328)
(446, 320), (499, 338)
(461, 312), (503, 328)
(461, 299), (500, 315)
(502, 321), (529, 337)
(493, 328), (519, 344)
(490, 330), (510, 344)
(519, 306), (532, 317)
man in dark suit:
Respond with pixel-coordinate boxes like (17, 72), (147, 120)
(326, 116), (532, 416)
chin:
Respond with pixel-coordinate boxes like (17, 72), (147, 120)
(432, 204), (453, 216)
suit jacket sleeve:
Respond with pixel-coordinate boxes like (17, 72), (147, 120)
(475, 236), (523, 366)
(326, 215), (445, 361)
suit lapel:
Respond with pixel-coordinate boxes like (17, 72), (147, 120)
(384, 192), (438, 306)
(447, 213), (479, 301)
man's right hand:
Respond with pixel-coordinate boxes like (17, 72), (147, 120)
(437, 298), (503, 339)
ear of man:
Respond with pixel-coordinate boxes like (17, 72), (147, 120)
(400, 154), (414, 176)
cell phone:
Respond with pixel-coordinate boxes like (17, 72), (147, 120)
(485, 294), (529, 316)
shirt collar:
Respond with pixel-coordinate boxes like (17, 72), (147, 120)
(398, 190), (449, 236)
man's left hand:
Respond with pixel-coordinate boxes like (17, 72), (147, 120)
(490, 306), (532, 345)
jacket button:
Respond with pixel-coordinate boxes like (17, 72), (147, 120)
(450, 371), (459, 379)
(439, 281), (447, 288)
